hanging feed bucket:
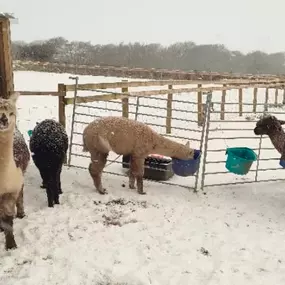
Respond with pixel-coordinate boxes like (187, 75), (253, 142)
(225, 147), (257, 175)
(172, 149), (201, 177)
(279, 159), (285, 168)
(27, 130), (33, 137)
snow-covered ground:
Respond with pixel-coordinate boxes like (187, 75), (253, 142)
(1, 71), (285, 285)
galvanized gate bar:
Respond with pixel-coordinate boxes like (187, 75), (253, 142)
(67, 80), (206, 191)
(69, 84), (285, 192)
(200, 88), (285, 190)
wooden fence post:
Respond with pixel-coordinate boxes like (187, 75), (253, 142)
(265, 88), (269, 112)
(253, 87), (257, 113)
(58, 83), (66, 129)
(0, 15), (14, 98)
(121, 80), (129, 118)
(58, 83), (67, 163)
(221, 84), (226, 120)
(275, 88), (278, 106)
(166, 84), (173, 133)
(197, 84), (202, 126)
(238, 87), (243, 116)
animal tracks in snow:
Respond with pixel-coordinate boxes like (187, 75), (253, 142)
(1, 163), (285, 285)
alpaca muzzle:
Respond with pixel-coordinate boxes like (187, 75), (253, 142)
(254, 127), (263, 135)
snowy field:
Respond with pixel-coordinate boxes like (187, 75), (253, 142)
(1, 71), (285, 285)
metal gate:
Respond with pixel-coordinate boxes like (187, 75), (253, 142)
(67, 77), (207, 191)
(200, 92), (285, 190)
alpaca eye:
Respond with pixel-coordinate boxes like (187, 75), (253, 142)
(9, 112), (14, 116)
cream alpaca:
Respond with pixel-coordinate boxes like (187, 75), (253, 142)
(83, 116), (195, 195)
(0, 92), (30, 250)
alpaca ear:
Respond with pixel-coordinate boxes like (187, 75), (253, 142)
(185, 141), (190, 147)
(9, 92), (19, 104)
(279, 120), (285, 125)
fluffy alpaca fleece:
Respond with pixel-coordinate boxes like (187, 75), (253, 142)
(0, 92), (30, 250)
(83, 116), (195, 195)
(254, 115), (285, 157)
(29, 119), (68, 207)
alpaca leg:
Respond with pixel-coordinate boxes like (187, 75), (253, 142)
(16, 185), (25, 219)
(46, 186), (54, 207)
(32, 154), (47, 189)
(128, 156), (136, 189)
(40, 166), (49, 189)
(58, 164), (63, 195)
(130, 156), (146, 195)
(88, 151), (108, 194)
(2, 215), (17, 250)
(54, 187), (60, 205)
(129, 172), (136, 189)
(46, 172), (55, 207)
(0, 194), (17, 250)
(53, 167), (61, 205)
(39, 169), (47, 189)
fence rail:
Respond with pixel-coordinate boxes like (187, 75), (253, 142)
(14, 78), (285, 134)
(64, 79), (285, 91)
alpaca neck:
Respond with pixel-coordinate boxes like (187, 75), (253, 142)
(153, 135), (189, 159)
(0, 130), (14, 170)
(268, 130), (285, 154)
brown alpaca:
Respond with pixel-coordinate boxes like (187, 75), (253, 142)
(0, 92), (30, 250)
(83, 116), (195, 195)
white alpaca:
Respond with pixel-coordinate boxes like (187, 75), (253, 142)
(0, 92), (30, 250)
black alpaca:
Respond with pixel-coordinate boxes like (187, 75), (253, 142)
(29, 119), (68, 207)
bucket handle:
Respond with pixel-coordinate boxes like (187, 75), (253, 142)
(225, 147), (233, 155)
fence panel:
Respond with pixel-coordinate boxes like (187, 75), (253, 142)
(66, 79), (285, 192)
(67, 84), (206, 190)
(201, 89), (285, 190)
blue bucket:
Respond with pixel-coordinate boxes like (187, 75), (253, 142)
(172, 149), (201, 177)
(279, 159), (285, 168)
(226, 147), (257, 175)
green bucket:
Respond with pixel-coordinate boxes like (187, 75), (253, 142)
(225, 147), (257, 175)
(27, 130), (33, 137)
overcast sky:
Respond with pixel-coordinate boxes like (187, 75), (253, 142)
(2, 0), (283, 54)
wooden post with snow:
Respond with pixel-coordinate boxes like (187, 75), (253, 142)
(252, 87), (258, 113)
(265, 88), (269, 112)
(166, 84), (173, 133)
(58, 83), (66, 129)
(197, 84), (203, 126)
(221, 84), (226, 120)
(275, 88), (278, 106)
(58, 83), (67, 163)
(238, 87), (243, 116)
(0, 13), (14, 98)
(121, 80), (129, 118)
